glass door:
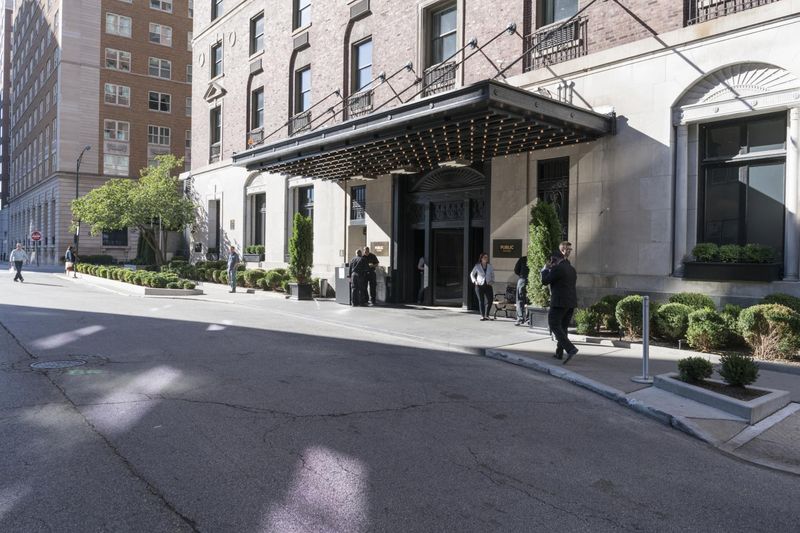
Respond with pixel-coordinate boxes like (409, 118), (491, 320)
(433, 229), (464, 306)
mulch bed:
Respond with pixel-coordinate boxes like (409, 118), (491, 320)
(682, 379), (769, 401)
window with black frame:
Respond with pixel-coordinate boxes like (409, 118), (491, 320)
(699, 113), (787, 258)
(294, 0), (311, 29)
(298, 185), (314, 220)
(350, 185), (366, 221)
(102, 228), (128, 247)
(250, 13), (264, 55)
(430, 4), (457, 65)
(541, 0), (578, 26)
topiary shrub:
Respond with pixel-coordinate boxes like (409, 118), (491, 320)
(166, 282), (182, 289)
(574, 308), (601, 335)
(265, 270), (283, 290)
(615, 295), (649, 339)
(149, 274), (169, 288)
(738, 304), (800, 360)
(691, 242), (719, 262)
(686, 308), (728, 352)
(256, 278), (269, 291)
(183, 281), (196, 290)
(762, 293), (800, 314)
(220, 271), (228, 285)
(742, 244), (776, 264)
(654, 303), (692, 342)
(668, 292), (715, 311)
(244, 269), (266, 288)
(236, 271), (246, 287)
(211, 270), (221, 283)
(677, 356), (713, 383)
(526, 201), (562, 308)
(593, 294), (623, 332)
(289, 213), (313, 284)
(718, 244), (741, 263)
(718, 353), (759, 387)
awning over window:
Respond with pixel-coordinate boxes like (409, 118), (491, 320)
(232, 80), (614, 180)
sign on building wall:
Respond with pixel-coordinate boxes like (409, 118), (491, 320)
(492, 239), (522, 258)
(371, 241), (389, 256)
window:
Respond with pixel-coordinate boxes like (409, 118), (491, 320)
(103, 119), (130, 176)
(210, 106), (222, 162)
(149, 23), (172, 47)
(295, 66), (311, 113)
(148, 125), (170, 145)
(211, 42), (223, 77)
(102, 228), (128, 246)
(298, 185), (314, 219)
(250, 13), (264, 55)
(103, 119), (129, 142)
(251, 87), (264, 130)
(187, 31), (193, 51)
(105, 48), (131, 71)
(350, 185), (366, 221)
(353, 38), (372, 92)
(541, 0), (578, 26)
(105, 13), (132, 37)
(430, 4), (457, 64)
(188, 0), (193, 18)
(211, 0), (224, 20)
(149, 0), (172, 13)
(148, 91), (171, 112)
(294, 0), (311, 29)
(186, 64), (193, 82)
(104, 83), (130, 106)
(700, 114), (787, 258)
(148, 57), (171, 79)
(185, 96), (192, 116)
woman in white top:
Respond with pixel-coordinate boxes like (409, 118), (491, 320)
(470, 253), (495, 320)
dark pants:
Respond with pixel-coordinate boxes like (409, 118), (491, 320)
(515, 278), (527, 323)
(549, 306), (576, 353)
(351, 273), (366, 306)
(475, 283), (493, 318)
(366, 270), (377, 304)
(417, 272), (426, 304)
(13, 261), (23, 282)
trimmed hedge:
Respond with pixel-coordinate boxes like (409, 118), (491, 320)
(738, 304), (800, 360)
(74, 263), (195, 290)
(686, 308), (729, 352)
(677, 356), (713, 383)
(668, 292), (715, 311)
(654, 303), (692, 342)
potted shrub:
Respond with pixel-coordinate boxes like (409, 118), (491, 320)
(243, 245), (265, 263)
(683, 243), (781, 282)
(288, 213), (314, 300)
(526, 201), (561, 331)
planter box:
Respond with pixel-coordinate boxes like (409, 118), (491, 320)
(683, 261), (781, 282)
(528, 307), (550, 333)
(654, 373), (790, 424)
(288, 282), (313, 301)
(243, 254), (264, 263)
(78, 273), (204, 297)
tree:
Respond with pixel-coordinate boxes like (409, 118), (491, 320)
(527, 200), (562, 307)
(71, 155), (194, 265)
(288, 213), (313, 284)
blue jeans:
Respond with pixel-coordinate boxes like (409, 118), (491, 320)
(228, 269), (237, 291)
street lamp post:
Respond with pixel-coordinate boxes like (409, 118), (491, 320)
(74, 145), (92, 252)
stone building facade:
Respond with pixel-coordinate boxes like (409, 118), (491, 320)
(189, 0), (800, 307)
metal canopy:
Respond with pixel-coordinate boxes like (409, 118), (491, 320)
(232, 80), (614, 180)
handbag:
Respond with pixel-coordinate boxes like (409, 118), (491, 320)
(65, 261), (74, 269)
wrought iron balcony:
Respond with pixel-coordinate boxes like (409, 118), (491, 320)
(687, 0), (780, 25)
(347, 89), (374, 118)
(247, 129), (264, 147)
(422, 61), (457, 97)
(523, 17), (588, 72)
(209, 142), (221, 163)
(289, 111), (312, 136)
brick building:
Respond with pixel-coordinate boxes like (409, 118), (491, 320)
(188, 0), (800, 307)
(7, 0), (192, 263)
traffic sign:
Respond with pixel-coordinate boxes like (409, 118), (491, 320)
(31, 231), (42, 242)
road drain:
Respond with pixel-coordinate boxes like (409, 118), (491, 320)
(30, 360), (87, 370)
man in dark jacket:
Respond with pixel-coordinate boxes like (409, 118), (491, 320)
(514, 255), (529, 326)
(349, 249), (369, 306)
(541, 243), (578, 363)
(363, 246), (380, 305)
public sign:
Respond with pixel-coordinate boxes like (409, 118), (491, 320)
(492, 239), (522, 258)
(31, 231), (42, 242)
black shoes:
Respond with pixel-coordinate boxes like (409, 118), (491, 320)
(563, 348), (579, 365)
(553, 347), (563, 360)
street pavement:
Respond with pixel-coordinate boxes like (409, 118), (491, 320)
(2, 269), (800, 532)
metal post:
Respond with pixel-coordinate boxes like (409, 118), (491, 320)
(74, 146), (91, 253)
(632, 295), (653, 384)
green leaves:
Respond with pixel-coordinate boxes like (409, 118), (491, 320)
(288, 213), (313, 284)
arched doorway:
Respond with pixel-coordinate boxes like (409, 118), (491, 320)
(399, 165), (489, 308)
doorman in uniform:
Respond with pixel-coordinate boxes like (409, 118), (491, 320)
(363, 246), (379, 305)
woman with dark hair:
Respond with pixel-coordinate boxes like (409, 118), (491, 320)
(470, 252), (495, 321)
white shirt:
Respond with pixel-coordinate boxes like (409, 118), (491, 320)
(470, 262), (495, 285)
(9, 249), (28, 262)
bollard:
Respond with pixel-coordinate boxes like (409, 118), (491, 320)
(631, 295), (654, 384)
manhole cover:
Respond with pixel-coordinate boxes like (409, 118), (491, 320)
(30, 360), (87, 370)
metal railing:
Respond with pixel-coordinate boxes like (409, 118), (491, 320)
(523, 17), (588, 72)
(422, 61), (457, 96)
(209, 142), (221, 163)
(347, 89), (374, 118)
(289, 111), (312, 136)
(687, 0), (780, 25)
(247, 129), (264, 147)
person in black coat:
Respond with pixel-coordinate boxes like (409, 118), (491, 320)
(514, 255), (529, 326)
(363, 246), (380, 305)
(541, 246), (578, 363)
(349, 249), (369, 306)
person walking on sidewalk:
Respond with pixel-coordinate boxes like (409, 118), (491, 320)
(541, 242), (578, 363)
(470, 253), (495, 321)
(9, 243), (28, 283)
(227, 245), (240, 293)
(65, 245), (78, 278)
(363, 246), (379, 305)
(416, 256), (427, 304)
(514, 254), (529, 326)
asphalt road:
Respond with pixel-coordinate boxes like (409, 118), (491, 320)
(1, 271), (799, 532)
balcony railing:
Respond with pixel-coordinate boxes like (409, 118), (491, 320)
(523, 17), (588, 72)
(289, 111), (312, 136)
(247, 129), (264, 147)
(687, 0), (780, 25)
(347, 89), (374, 118)
(209, 142), (221, 163)
(422, 61), (457, 97)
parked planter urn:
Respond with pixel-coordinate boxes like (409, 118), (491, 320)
(243, 253), (264, 263)
(683, 262), (781, 282)
(528, 307), (550, 333)
(289, 282), (313, 301)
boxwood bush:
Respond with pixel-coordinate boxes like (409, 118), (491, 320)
(686, 308), (729, 352)
(691, 243), (718, 262)
(718, 244), (741, 263)
(615, 295), (654, 339)
(718, 353), (759, 387)
(243, 269), (266, 288)
(668, 292), (715, 311)
(677, 356), (713, 383)
(590, 294), (623, 332)
(574, 308), (601, 335)
(738, 304), (800, 360)
(654, 303), (692, 342)
(762, 293), (800, 314)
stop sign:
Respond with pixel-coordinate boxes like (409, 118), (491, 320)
(31, 231), (42, 242)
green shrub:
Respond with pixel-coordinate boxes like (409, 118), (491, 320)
(166, 282), (182, 289)
(762, 293), (800, 314)
(220, 271), (228, 284)
(718, 353), (759, 387)
(677, 356), (713, 383)
(149, 275), (169, 288)
(718, 244), (741, 263)
(264, 270), (283, 290)
(594, 295), (623, 331)
(211, 270), (221, 283)
(615, 295), (650, 339)
(526, 201), (562, 307)
(235, 271), (246, 287)
(668, 292), (715, 310)
(738, 304), (800, 360)
(272, 268), (288, 277)
(289, 213), (313, 284)
(182, 281), (196, 290)
(311, 277), (321, 296)
(574, 308), (601, 335)
(243, 269), (266, 288)
(742, 244), (776, 264)
(686, 308), (728, 352)
(691, 243), (719, 262)
(721, 304), (743, 320)
(654, 303), (692, 342)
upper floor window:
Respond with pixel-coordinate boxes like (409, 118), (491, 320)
(350, 185), (366, 221)
(430, 4), (456, 65)
(294, 0), (311, 30)
(541, 0), (578, 26)
(104, 83), (130, 107)
(295, 66), (311, 113)
(211, 0), (224, 20)
(105, 13), (132, 38)
(353, 38), (372, 92)
(186, 64), (193, 82)
(251, 87), (264, 130)
(211, 42), (223, 77)
(187, 31), (193, 51)
(298, 185), (314, 219)
(188, 0), (194, 18)
(104, 119), (130, 142)
(105, 48), (131, 71)
(147, 125), (171, 146)
(148, 91), (172, 112)
(149, 23), (173, 47)
(148, 57), (172, 79)
(150, 0), (172, 13)
(210, 106), (222, 162)
(250, 12), (264, 55)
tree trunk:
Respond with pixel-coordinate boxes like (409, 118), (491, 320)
(138, 227), (163, 266)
